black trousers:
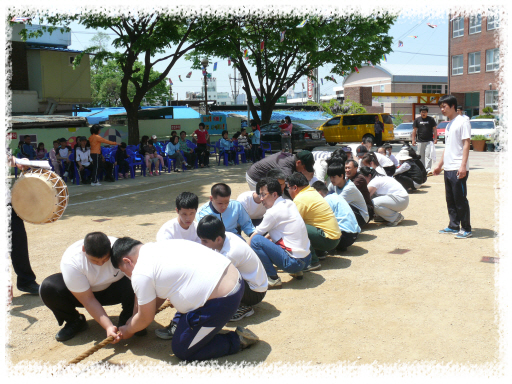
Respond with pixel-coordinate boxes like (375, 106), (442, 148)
(375, 132), (383, 147)
(240, 280), (266, 306)
(9, 205), (37, 287)
(384, 165), (396, 176)
(251, 144), (261, 162)
(195, 144), (209, 166)
(336, 232), (358, 251)
(117, 159), (130, 174)
(394, 174), (415, 191)
(78, 164), (94, 182)
(350, 205), (367, 229)
(183, 151), (197, 166)
(40, 273), (135, 326)
(444, 170), (471, 232)
(91, 153), (102, 183)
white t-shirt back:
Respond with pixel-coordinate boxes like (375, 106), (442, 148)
(368, 176), (408, 198)
(444, 115), (471, 171)
(131, 240), (230, 313)
(375, 152), (395, 167)
(220, 232), (268, 292)
(60, 236), (123, 293)
(253, 197), (311, 258)
(156, 218), (201, 243)
(236, 191), (267, 220)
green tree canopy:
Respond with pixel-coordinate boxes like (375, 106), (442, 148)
(187, 13), (396, 124)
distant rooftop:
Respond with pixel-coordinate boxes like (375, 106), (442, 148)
(77, 106), (201, 125)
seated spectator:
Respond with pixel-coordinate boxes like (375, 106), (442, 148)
(75, 139), (94, 184)
(139, 135), (151, 167)
(220, 130), (236, 165)
(383, 144), (399, 167)
(359, 166), (409, 226)
(249, 178), (311, 288)
(165, 136), (188, 172)
(56, 138), (74, 180)
(344, 159), (374, 221)
(178, 131), (197, 168)
(156, 192), (201, 243)
(146, 139), (165, 176)
(237, 128), (252, 163)
(287, 172), (341, 272)
(362, 152), (396, 176)
(49, 140), (62, 174)
(100, 152), (116, 182)
(327, 161), (370, 228)
(36, 142), (48, 160)
(196, 183), (255, 238)
(236, 190), (267, 227)
(21, 135), (36, 160)
(197, 215), (268, 322)
(393, 149), (427, 191)
(115, 142), (130, 179)
(312, 181), (360, 251)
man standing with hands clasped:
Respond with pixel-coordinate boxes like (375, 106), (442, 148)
(432, 95), (472, 239)
(412, 106), (437, 172)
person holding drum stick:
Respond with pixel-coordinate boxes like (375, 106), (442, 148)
(88, 124), (118, 186)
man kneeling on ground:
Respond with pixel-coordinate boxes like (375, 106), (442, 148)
(249, 178), (311, 289)
(40, 232), (144, 341)
(197, 215), (268, 321)
(111, 238), (259, 361)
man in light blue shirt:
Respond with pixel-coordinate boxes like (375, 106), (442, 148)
(312, 181), (360, 252)
(196, 183), (255, 238)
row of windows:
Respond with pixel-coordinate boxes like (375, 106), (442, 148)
(452, 48), (499, 75)
(452, 14), (499, 38)
(421, 84), (447, 94)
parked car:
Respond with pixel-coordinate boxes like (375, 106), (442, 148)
(318, 113), (394, 145)
(436, 121), (449, 144)
(259, 122), (326, 152)
(392, 122), (413, 143)
(469, 119), (499, 141)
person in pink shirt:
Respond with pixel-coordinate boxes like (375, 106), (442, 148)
(192, 123), (210, 168)
(279, 116), (293, 153)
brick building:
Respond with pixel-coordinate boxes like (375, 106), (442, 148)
(448, 12), (500, 117)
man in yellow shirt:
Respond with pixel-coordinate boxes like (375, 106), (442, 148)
(287, 172), (341, 272)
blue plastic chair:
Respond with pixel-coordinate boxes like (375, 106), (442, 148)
(261, 141), (272, 158)
(215, 140), (230, 166)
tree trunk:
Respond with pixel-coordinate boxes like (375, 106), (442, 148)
(260, 103), (274, 125)
(126, 105), (140, 145)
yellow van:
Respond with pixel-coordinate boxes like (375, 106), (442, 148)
(318, 113), (395, 145)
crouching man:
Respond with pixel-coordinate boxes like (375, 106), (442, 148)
(111, 238), (259, 361)
(39, 232), (142, 342)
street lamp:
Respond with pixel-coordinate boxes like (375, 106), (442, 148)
(201, 57), (209, 115)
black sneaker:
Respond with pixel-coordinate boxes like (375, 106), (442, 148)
(17, 281), (40, 295)
(317, 251), (328, 260)
(229, 306), (255, 322)
(155, 320), (177, 340)
(55, 314), (88, 342)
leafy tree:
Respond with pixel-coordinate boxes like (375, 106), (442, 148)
(307, 97), (366, 116)
(187, 13), (395, 124)
(392, 110), (405, 126)
(14, 11), (228, 144)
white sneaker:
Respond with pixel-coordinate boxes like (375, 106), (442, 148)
(63, 171), (69, 177)
(91, 182), (102, 186)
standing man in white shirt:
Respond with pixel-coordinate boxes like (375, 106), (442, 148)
(111, 238), (259, 361)
(156, 192), (201, 243)
(197, 215), (268, 321)
(39, 232), (142, 342)
(457, 106), (471, 120)
(433, 95), (472, 239)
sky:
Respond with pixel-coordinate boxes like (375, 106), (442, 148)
(54, 12), (449, 99)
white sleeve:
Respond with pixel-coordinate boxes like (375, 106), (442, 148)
(132, 274), (157, 305)
(394, 162), (411, 175)
(461, 119), (471, 140)
(61, 263), (91, 293)
(254, 212), (277, 236)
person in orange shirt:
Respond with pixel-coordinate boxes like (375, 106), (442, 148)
(88, 124), (118, 186)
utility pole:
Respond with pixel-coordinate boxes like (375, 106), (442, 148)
(201, 57), (209, 115)
(229, 67), (242, 105)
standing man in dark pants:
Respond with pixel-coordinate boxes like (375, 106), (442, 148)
(374, 115), (384, 147)
(433, 95), (472, 239)
(412, 106), (437, 172)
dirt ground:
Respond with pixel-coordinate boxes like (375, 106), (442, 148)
(5, 145), (502, 371)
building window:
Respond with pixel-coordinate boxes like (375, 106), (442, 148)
(422, 84), (443, 94)
(486, 48), (499, 71)
(444, 85), (448, 94)
(485, 90), (498, 111)
(468, 52), (481, 73)
(469, 14), (482, 34)
(453, 17), (464, 38)
(452, 55), (463, 76)
(487, 14), (499, 30)
(380, 85), (385, 92)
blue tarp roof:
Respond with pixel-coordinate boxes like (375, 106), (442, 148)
(211, 110), (331, 122)
(76, 106), (201, 125)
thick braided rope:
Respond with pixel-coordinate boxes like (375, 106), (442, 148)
(67, 301), (173, 365)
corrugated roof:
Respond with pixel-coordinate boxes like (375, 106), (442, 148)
(26, 45), (84, 54)
(211, 110), (330, 122)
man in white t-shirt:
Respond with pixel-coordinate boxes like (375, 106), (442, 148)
(197, 215), (268, 321)
(110, 238), (259, 361)
(39, 232), (141, 342)
(433, 95), (472, 239)
(236, 190), (267, 227)
(156, 192), (201, 243)
(249, 178), (312, 289)
(457, 106), (471, 121)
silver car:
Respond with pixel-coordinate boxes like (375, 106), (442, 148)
(393, 122), (413, 143)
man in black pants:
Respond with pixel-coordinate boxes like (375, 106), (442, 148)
(39, 232), (146, 341)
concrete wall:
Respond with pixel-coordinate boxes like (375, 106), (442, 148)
(12, 91), (39, 113)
